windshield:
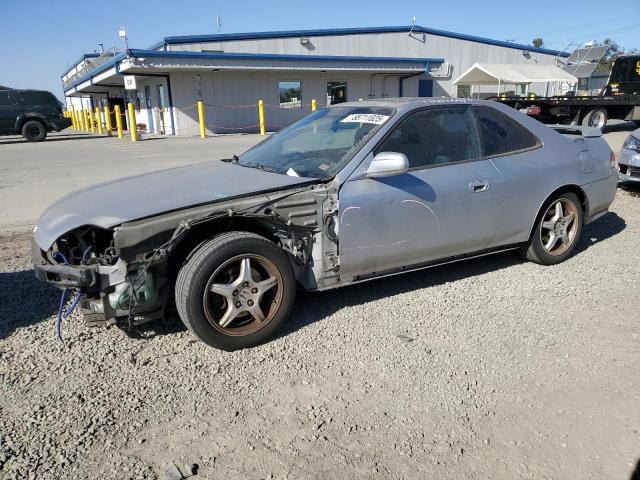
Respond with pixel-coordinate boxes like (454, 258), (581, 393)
(238, 106), (395, 179)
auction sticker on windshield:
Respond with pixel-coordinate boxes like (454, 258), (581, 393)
(340, 113), (390, 125)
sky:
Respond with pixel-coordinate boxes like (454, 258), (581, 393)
(1, 0), (638, 100)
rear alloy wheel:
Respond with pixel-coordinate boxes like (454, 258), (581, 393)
(520, 192), (583, 265)
(21, 120), (47, 142)
(175, 232), (296, 350)
(581, 108), (607, 129)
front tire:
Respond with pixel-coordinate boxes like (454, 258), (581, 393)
(22, 120), (47, 142)
(175, 232), (296, 351)
(520, 192), (583, 265)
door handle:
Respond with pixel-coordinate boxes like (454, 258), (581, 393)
(469, 179), (490, 193)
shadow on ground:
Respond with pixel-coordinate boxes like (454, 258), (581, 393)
(619, 182), (640, 198)
(602, 121), (638, 134)
(0, 269), (58, 339)
(277, 211), (626, 340)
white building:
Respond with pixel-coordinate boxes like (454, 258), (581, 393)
(62, 25), (569, 135)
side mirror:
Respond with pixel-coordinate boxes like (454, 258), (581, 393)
(366, 152), (409, 178)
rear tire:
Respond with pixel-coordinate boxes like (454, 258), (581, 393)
(581, 108), (607, 129)
(175, 231), (296, 351)
(520, 192), (583, 265)
(21, 120), (47, 142)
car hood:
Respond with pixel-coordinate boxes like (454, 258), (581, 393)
(34, 160), (315, 250)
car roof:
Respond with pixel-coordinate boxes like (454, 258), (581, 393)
(332, 97), (498, 109)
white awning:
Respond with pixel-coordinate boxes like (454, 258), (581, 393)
(453, 63), (578, 85)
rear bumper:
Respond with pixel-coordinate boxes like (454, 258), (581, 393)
(48, 117), (72, 132)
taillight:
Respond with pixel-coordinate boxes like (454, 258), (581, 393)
(526, 105), (541, 115)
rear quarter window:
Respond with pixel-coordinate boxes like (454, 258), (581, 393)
(474, 106), (539, 157)
(22, 91), (58, 106)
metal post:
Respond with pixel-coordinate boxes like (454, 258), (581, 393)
(127, 102), (138, 142)
(104, 106), (112, 136)
(258, 99), (265, 136)
(95, 107), (103, 135)
(83, 109), (90, 132)
(115, 104), (124, 138)
(197, 100), (206, 139)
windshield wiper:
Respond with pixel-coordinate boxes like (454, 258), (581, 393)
(221, 154), (240, 163)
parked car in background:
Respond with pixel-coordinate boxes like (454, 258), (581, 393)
(0, 87), (71, 141)
(32, 99), (618, 350)
(619, 128), (640, 183)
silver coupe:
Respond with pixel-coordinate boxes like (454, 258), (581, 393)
(32, 98), (618, 350)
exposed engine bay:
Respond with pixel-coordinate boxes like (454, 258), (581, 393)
(32, 183), (340, 331)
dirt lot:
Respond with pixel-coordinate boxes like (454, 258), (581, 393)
(1, 130), (639, 480)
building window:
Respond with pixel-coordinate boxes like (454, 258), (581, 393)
(279, 81), (302, 108)
(327, 82), (347, 105)
(457, 85), (471, 98)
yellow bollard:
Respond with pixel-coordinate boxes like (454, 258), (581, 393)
(258, 99), (265, 136)
(115, 104), (124, 138)
(82, 109), (89, 132)
(95, 108), (103, 135)
(71, 109), (76, 129)
(104, 106), (112, 136)
(311, 99), (317, 112)
(89, 108), (95, 134)
(127, 102), (138, 142)
(197, 100), (206, 139)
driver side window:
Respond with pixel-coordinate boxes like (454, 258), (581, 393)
(377, 106), (480, 169)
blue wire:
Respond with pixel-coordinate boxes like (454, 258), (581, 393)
(52, 250), (81, 342)
(56, 288), (69, 342)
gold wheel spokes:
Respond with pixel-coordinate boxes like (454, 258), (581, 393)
(203, 254), (283, 336)
(540, 199), (579, 256)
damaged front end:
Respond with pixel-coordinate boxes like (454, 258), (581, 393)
(32, 184), (330, 333)
(32, 225), (166, 330)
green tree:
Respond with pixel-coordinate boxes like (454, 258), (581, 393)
(532, 37), (544, 48)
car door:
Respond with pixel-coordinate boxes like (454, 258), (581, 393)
(338, 105), (503, 280)
(0, 90), (19, 133)
(471, 105), (545, 248)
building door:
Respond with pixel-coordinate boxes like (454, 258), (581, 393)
(418, 79), (433, 97)
(327, 82), (347, 105)
(338, 106), (502, 279)
(107, 98), (127, 130)
(156, 84), (166, 135)
(144, 85), (154, 133)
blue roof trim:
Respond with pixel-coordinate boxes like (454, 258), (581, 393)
(61, 53), (101, 78)
(127, 48), (444, 65)
(157, 25), (570, 58)
(64, 53), (126, 93)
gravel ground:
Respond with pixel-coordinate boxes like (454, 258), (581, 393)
(1, 185), (639, 480)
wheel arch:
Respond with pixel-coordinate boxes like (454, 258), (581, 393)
(166, 216), (282, 287)
(526, 184), (589, 241)
(15, 114), (48, 132)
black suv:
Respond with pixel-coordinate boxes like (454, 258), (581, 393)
(0, 87), (72, 141)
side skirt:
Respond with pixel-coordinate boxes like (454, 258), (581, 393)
(315, 244), (521, 291)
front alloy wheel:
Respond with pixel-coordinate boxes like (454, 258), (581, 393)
(175, 232), (296, 350)
(204, 254), (283, 335)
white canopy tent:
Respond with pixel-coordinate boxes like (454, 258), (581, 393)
(453, 63), (578, 97)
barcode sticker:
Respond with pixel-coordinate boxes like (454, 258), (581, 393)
(340, 113), (390, 125)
